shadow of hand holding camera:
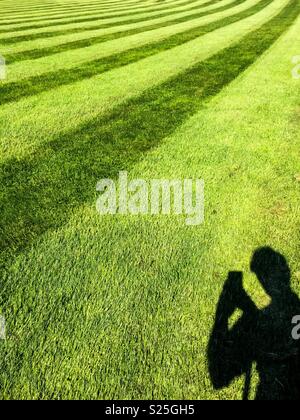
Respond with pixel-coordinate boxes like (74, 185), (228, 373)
(208, 247), (300, 400)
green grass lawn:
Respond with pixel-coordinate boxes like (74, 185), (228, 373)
(0, 0), (299, 400)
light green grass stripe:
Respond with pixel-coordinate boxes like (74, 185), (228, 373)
(0, 0), (143, 15)
(3, 0), (238, 60)
(0, 0), (290, 162)
(2, 0), (268, 84)
(0, 1), (219, 42)
(0, 4), (299, 400)
(0, 0), (208, 40)
(0, 0), (186, 23)
(0, 1), (180, 23)
(0, 0), (73, 11)
(0, 0), (297, 255)
(121, 13), (300, 400)
(0, 0), (153, 16)
(0, 0), (206, 33)
(120, 14), (300, 397)
(0, 0), (203, 26)
(0, 0), (217, 45)
(0, 0), (156, 14)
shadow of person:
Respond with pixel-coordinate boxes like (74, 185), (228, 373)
(208, 247), (300, 400)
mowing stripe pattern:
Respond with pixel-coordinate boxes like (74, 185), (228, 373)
(0, 0), (299, 267)
(0, 0), (293, 105)
(1, 0), (300, 408)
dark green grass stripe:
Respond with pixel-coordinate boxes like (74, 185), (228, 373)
(0, 0), (130, 16)
(0, 0), (219, 44)
(0, 0), (184, 25)
(0, 0), (298, 271)
(0, 0), (205, 33)
(0, 0), (204, 31)
(0, 1), (211, 36)
(0, 0), (147, 14)
(6, 0), (245, 64)
(0, 3), (140, 25)
(0, 0), (193, 24)
(0, 0), (275, 106)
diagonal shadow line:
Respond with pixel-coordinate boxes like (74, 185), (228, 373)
(0, 0), (225, 43)
(0, 0), (209, 33)
(0, 0), (275, 106)
(0, 0), (298, 274)
(0, 0), (202, 26)
(6, 0), (238, 63)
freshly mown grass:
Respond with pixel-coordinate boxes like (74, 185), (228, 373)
(0, 0), (278, 104)
(0, 1), (242, 58)
(0, 0), (205, 33)
(3, 0), (235, 57)
(0, 0), (298, 267)
(0, 0), (299, 401)
(0, 0), (221, 43)
(5, 0), (243, 63)
(1, 0), (283, 166)
(0, 0), (201, 25)
(0, 0), (150, 16)
(0, 0), (172, 22)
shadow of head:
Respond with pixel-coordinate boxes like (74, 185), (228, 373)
(250, 247), (291, 297)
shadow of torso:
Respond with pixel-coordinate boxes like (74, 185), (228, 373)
(209, 291), (300, 400)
